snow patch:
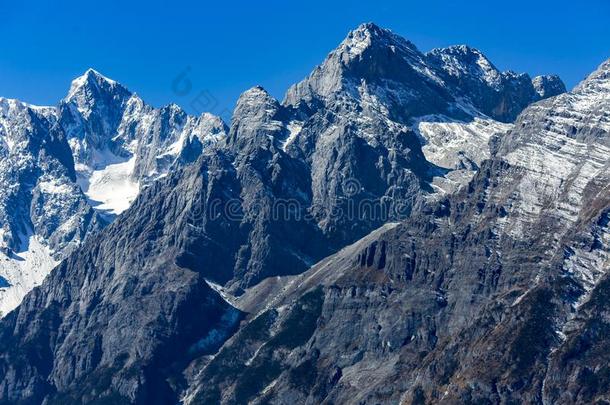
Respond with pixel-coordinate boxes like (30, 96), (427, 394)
(77, 155), (140, 216)
(415, 116), (512, 169)
(38, 179), (73, 195)
(205, 279), (237, 306)
(0, 236), (57, 317)
(281, 121), (303, 152)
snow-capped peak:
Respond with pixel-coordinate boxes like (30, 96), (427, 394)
(283, 22), (446, 107)
(0, 97), (54, 116)
(341, 23), (378, 58)
(66, 68), (130, 103)
(0, 97), (40, 109)
(0, 97), (27, 113)
(0, 98), (57, 153)
(339, 22), (420, 60)
(235, 86), (278, 113)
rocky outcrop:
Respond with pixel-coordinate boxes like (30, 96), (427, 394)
(532, 74), (566, 99)
(426, 45), (566, 122)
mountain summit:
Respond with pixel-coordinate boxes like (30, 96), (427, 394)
(66, 68), (130, 104)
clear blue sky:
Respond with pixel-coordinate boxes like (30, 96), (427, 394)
(1, 0), (609, 116)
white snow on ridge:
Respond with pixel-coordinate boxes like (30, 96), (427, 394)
(428, 45), (503, 90)
(205, 279), (237, 307)
(344, 27), (373, 58)
(413, 115), (512, 194)
(38, 179), (74, 195)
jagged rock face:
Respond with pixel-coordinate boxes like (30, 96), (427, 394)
(60, 69), (228, 218)
(283, 23), (564, 200)
(282, 25), (466, 242)
(60, 68), (134, 163)
(284, 23), (456, 122)
(532, 74), (566, 99)
(176, 78), (434, 291)
(0, 24), (563, 315)
(181, 59), (609, 404)
(427, 45), (566, 122)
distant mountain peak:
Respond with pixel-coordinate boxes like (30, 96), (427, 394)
(532, 74), (566, 98)
(349, 22), (409, 43)
(0, 97), (55, 118)
(427, 45), (502, 89)
(83, 68), (115, 82)
(243, 85), (269, 94)
(355, 21), (382, 31)
(339, 22), (419, 60)
(65, 68), (130, 104)
(236, 85), (277, 109)
(348, 22), (392, 42)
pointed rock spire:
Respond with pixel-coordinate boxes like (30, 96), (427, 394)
(66, 68), (130, 102)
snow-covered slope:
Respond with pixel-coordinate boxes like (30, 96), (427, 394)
(414, 116), (513, 193)
(76, 154), (139, 215)
(415, 117), (512, 169)
(0, 236), (57, 316)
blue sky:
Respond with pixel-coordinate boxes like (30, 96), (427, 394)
(1, 0), (609, 115)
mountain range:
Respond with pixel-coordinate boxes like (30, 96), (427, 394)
(1, 23), (608, 405)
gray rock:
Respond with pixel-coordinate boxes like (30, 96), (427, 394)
(532, 74), (567, 99)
